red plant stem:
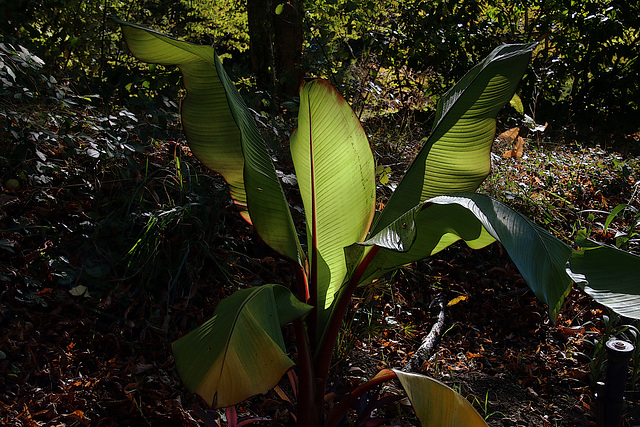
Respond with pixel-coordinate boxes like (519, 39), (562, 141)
(313, 245), (381, 405)
(308, 99), (318, 347)
(325, 369), (397, 427)
(225, 406), (237, 427)
(294, 263), (308, 304)
(293, 262), (320, 425)
(293, 318), (321, 427)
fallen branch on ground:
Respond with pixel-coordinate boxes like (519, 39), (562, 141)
(403, 293), (447, 372)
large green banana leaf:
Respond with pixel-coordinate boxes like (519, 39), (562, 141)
(354, 194), (573, 320)
(172, 284), (311, 408)
(568, 231), (640, 319)
(290, 79), (376, 311)
(370, 43), (537, 236)
(393, 369), (488, 426)
(117, 19), (302, 264)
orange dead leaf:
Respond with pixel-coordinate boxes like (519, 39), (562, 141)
(498, 127), (520, 144)
(513, 136), (525, 157)
(504, 136), (525, 158)
(71, 410), (85, 418)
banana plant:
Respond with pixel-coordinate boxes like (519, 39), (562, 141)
(116, 18), (640, 427)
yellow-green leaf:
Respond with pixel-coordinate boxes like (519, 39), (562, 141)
(172, 285), (311, 408)
(509, 93), (524, 114)
(291, 79), (376, 311)
(393, 369), (487, 427)
(371, 43), (537, 235)
(117, 18), (302, 264)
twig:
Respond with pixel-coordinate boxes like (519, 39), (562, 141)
(403, 293), (447, 372)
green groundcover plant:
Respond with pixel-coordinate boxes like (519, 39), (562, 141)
(116, 18), (640, 427)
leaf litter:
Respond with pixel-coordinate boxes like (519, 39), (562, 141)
(2, 92), (640, 425)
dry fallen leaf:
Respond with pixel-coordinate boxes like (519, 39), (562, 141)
(503, 136), (525, 158)
(69, 285), (88, 297)
(498, 127), (520, 144)
(514, 136), (525, 158)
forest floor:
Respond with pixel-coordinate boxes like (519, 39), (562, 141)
(1, 98), (640, 426)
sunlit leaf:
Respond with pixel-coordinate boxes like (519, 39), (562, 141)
(503, 136), (525, 158)
(393, 369), (487, 427)
(357, 193), (572, 320)
(117, 18), (302, 264)
(509, 93), (524, 114)
(497, 127), (520, 144)
(371, 43), (537, 236)
(447, 295), (468, 307)
(291, 79), (375, 311)
(172, 284), (311, 408)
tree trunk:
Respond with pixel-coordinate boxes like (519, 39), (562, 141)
(273, 0), (304, 98)
(247, 0), (276, 98)
(247, 0), (304, 103)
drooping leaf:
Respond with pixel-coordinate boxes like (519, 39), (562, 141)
(272, 283), (315, 324)
(393, 369), (487, 427)
(117, 19), (244, 208)
(371, 43), (537, 236)
(568, 231), (640, 319)
(356, 193), (572, 320)
(349, 199), (496, 287)
(172, 285), (311, 408)
(117, 18), (302, 264)
(290, 79), (376, 311)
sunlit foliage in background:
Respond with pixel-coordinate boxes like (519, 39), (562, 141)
(1, 0), (636, 134)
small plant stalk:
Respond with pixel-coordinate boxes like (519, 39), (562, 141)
(600, 339), (635, 427)
(325, 369), (397, 427)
